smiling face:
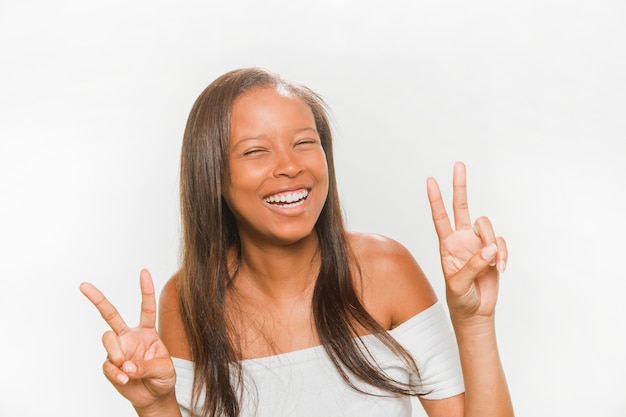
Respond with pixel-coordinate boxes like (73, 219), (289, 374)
(223, 87), (329, 246)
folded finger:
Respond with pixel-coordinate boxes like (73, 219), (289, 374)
(103, 357), (129, 385)
(473, 216), (496, 244)
(102, 330), (126, 367)
(473, 216), (497, 265)
(496, 236), (508, 273)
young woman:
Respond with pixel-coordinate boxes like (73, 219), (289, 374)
(81, 68), (514, 417)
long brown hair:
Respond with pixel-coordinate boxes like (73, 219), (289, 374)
(179, 68), (422, 417)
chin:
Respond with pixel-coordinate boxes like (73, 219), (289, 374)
(268, 228), (318, 247)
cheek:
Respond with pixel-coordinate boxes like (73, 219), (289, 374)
(225, 162), (261, 195)
(312, 157), (330, 203)
(318, 153), (330, 188)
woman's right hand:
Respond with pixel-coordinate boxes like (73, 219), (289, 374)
(80, 269), (177, 414)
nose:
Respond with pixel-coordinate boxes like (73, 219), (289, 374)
(272, 148), (303, 178)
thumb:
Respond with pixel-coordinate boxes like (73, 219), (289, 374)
(123, 358), (176, 391)
(447, 243), (497, 293)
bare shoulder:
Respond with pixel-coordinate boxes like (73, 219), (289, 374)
(347, 232), (438, 329)
(158, 270), (192, 360)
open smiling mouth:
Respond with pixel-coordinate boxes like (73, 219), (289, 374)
(263, 189), (309, 208)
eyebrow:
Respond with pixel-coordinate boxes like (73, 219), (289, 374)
(231, 127), (319, 148)
(293, 127), (318, 135)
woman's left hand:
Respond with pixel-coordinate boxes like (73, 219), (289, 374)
(427, 162), (507, 320)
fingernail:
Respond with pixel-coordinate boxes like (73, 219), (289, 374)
(123, 362), (137, 374)
(117, 373), (129, 384)
(481, 243), (497, 261)
(497, 260), (507, 273)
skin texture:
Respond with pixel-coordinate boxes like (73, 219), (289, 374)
(80, 86), (513, 417)
(223, 87), (329, 248)
(79, 272), (180, 417)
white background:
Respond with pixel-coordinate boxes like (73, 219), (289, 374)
(1, 1), (625, 416)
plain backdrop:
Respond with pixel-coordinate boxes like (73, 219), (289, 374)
(1, 1), (625, 416)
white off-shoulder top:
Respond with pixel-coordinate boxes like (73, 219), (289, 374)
(172, 301), (464, 417)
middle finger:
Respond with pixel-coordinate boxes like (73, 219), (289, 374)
(452, 162), (472, 230)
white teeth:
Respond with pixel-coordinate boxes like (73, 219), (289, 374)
(265, 189), (308, 205)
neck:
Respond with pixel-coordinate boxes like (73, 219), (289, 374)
(233, 232), (321, 302)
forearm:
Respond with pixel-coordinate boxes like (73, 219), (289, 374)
(452, 315), (514, 417)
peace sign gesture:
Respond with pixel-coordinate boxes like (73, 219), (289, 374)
(427, 162), (508, 320)
(80, 270), (178, 415)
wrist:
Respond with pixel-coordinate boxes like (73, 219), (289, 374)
(134, 392), (181, 417)
(450, 312), (496, 334)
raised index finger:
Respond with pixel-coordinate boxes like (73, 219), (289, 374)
(138, 269), (157, 329)
(79, 282), (129, 334)
(427, 176), (454, 239)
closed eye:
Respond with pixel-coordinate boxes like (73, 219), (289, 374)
(296, 138), (319, 146)
(242, 148), (267, 156)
